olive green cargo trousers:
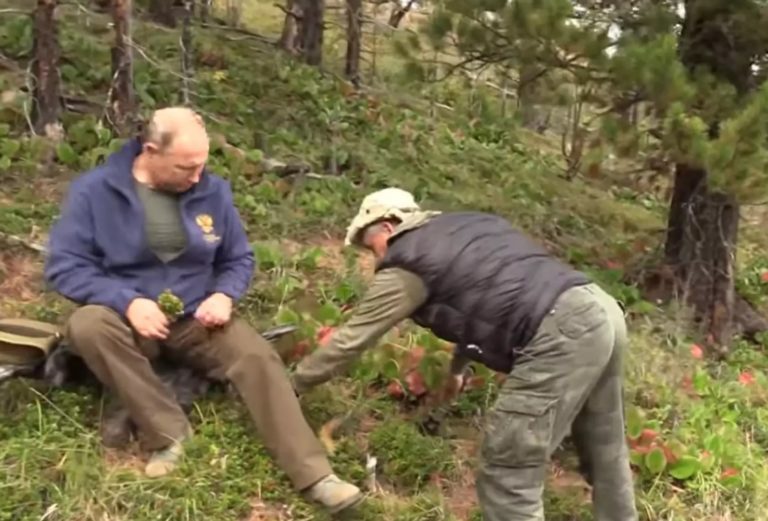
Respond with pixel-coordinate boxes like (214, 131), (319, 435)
(476, 283), (638, 521)
(65, 305), (333, 491)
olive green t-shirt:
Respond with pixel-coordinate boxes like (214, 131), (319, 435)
(134, 181), (188, 263)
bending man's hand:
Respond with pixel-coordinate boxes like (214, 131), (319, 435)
(438, 373), (467, 404)
(126, 298), (170, 340)
(195, 292), (233, 328)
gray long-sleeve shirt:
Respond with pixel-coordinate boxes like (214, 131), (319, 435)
(290, 266), (470, 394)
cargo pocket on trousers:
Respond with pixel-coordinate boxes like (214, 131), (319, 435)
(554, 298), (607, 340)
(481, 390), (558, 468)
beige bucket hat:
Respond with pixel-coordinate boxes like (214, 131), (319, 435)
(344, 187), (421, 246)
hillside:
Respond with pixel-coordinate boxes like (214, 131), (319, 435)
(2, 2), (768, 520)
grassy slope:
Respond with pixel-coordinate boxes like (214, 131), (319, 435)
(2, 2), (768, 520)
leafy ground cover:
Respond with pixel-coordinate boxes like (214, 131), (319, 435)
(2, 2), (768, 520)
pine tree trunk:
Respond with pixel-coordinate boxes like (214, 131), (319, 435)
(226, 0), (242, 27)
(199, 0), (210, 23)
(108, 0), (136, 136)
(149, 0), (176, 27)
(31, 0), (62, 139)
(299, 0), (324, 66)
(278, 0), (300, 54)
(344, 0), (362, 86)
(664, 164), (706, 264)
(180, 0), (193, 105)
(388, 0), (415, 28)
(676, 183), (739, 349)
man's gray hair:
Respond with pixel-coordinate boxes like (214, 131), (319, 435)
(361, 218), (399, 244)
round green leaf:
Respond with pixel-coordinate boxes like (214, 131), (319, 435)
(704, 433), (725, 457)
(315, 302), (341, 324)
(629, 450), (645, 467)
(668, 455), (701, 480)
(644, 447), (667, 474)
(625, 409), (644, 439)
(56, 142), (78, 167)
(0, 138), (21, 158)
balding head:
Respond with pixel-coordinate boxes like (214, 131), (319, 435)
(142, 106), (207, 151)
(136, 106), (210, 193)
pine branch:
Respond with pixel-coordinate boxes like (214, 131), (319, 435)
(199, 22), (274, 44)
(273, 2), (301, 20)
(0, 9), (28, 16)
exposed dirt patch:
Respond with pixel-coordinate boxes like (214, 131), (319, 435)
(29, 177), (68, 201)
(549, 461), (592, 504)
(437, 438), (478, 520)
(441, 469), (477, 520)
(315, 236), (376, 277)
(434, 440), (592, 519)
(102, 446), (146, 475)
(2, 174), (67, 207)
(281, 236), (376, 279)
(0, 248), (43, 302)
(242, 499), (295, 521)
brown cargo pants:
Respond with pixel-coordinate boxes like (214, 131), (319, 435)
(476, 283), (638, 521)
(64, 305), (333, 491)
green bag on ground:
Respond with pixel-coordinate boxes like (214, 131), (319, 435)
(0, 318), (62, 381)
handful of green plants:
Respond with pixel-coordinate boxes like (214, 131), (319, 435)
(157, 289), (184, 322)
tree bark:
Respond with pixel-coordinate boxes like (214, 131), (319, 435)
(677, 184), (740, 350)
(149, 0), (176, 27)
(299, 0), (324, 66)
(344, 0), (362, 86)
(664, 163), (707, 264)
(226, 0), (242, 27)
(278, 0), (300, 54)
(180, 0), (193, 105)
(32, 0), (62, 139)
(108, 0), (137, 136)
(388, 0), (415, 28)
(199, 0), (210, 22)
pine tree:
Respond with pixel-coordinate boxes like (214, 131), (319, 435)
(396, 0), (768, 351)
(32, 0), (62, 139)
(108, 0), (137, 136)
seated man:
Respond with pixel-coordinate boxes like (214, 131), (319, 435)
(43, 107), (362, 514)
(290, 188), (638, 521)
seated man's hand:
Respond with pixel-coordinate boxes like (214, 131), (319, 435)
(126, 298), (171, 340)
(194, 292), (232, 328)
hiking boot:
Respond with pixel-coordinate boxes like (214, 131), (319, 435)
(303, 474), (364, 514)
(144, 429), (192, 478)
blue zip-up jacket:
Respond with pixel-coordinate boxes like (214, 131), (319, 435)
(44, 138), (255, 318)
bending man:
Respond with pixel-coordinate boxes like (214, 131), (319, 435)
(290, 187), (638, 521)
